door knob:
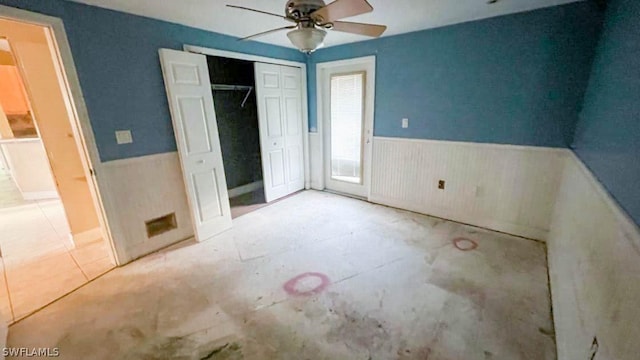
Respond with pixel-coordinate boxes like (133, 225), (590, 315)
(197, 160), (205, 164)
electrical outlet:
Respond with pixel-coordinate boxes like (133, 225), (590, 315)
(438, 180), (445, 190)
(402, 118), (409, 128)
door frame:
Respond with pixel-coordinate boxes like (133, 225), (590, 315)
(0, 5), (120, 264)
(316, 56), (376, 199)
(183, 45), (311, 192)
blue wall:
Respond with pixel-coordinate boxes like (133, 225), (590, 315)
(0, 0), (305, 161)
(308, 2), (603, 148)
(572, 0), (640, 226)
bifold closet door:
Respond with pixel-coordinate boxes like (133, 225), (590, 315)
(255, 63), (305, 202)
(159, 48), (232, 241)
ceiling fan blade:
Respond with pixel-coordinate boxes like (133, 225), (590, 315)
(310, 0), (373, 22)
(239, 26), (297, 41)
(226, 5), (292, 21)
(331, 21), (386, 37)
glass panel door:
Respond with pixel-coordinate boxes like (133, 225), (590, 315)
(330, 72), (365, 184)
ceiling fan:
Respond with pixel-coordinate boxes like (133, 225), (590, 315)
(227, 0), (387, 53)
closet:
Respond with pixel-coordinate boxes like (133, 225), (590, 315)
(159, 48), (306, 241)
(207, 56), (264, 218)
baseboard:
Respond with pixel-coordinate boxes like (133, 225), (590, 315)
(71, 227), (103, 247)
(228, 181), (263, 198)
(21, 191), (59, 200)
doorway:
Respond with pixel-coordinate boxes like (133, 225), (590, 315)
(0, 17), (115, 322)
(207, 56), (266, 219)
(318, 57), (375, 199)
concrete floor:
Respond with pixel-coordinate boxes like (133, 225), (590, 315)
(229, 188), (267, 219)
(7, 191), (555, 359)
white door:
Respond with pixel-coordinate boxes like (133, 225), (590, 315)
(159, 49), (232, 241)
(255, 63), (305, 202)
(321, 57), (375, 198)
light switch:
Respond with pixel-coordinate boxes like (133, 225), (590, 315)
(402, 118), (409, 128)
(115, 130), (133, 144)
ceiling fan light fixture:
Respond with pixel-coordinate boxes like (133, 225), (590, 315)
(287, 27), (326, 53)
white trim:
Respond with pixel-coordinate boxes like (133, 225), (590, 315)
(0, 5), (120, 265)
(101, 151), (177, 168)
(567, 151), (640, 249)
(314, 69), (325, 189)
(374, 136), (569, 153)
(71, 227), (103, 246)
(309, 132), (324, 190)
(228, 181), (264, 198)
(21, 191), (59, 200)
(0, 138), (42, 144)
(316, 56), (376, 199)
(183, 44), (311, 191)
(184, 45), (304, 68)
(316, 56), (377, 70)
(301, 62), (311, 190)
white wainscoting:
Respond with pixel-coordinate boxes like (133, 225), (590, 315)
(369, 137), (566, 240)
(309, 132), (324, 190)
(98, 152), (193, 263)
(548, 153), (640, 360)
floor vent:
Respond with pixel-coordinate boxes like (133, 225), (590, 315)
(145, 213), (177, 238)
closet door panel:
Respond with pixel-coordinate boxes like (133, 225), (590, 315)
(159, 49), (232, 241)
(255, 63), (289, 202)
(281, 66), (305, 193)
(255, 63), (305, 202)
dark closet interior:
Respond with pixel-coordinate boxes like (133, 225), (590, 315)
(206, 56), (266, 218)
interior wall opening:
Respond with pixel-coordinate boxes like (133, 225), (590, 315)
(206, 55), (266, 219)
(0, 18), (115, 323)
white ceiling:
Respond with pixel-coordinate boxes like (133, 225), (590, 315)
(67, 0), (582, 49)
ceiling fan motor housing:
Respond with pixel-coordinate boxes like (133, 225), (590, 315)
(285, 0), (327, 22)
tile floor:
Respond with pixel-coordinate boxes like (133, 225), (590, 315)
(0, 171), (115, 322)
(7, 191), (555, 359)
(0, 171), (28, 210)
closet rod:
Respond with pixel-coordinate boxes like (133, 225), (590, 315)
(211, 84), (254, 108)
(211, 84), (252, 91)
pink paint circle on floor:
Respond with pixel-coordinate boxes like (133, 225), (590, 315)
(283, 272), (330, 296)
(453, 237), (478, 251)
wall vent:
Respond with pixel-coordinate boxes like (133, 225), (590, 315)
(145, 213), (177, 238)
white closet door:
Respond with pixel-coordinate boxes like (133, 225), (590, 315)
(281, 66), (305, 193)
(255, 63), (304, 202)
(159, 49), (232, 241)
